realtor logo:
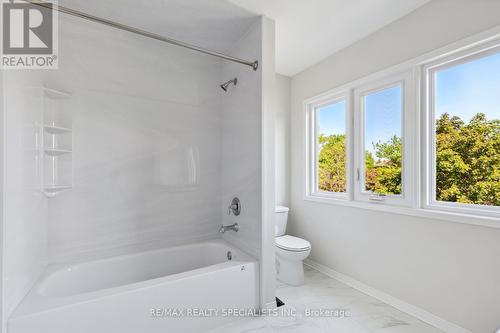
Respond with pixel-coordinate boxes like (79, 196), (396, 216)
(1, 0), (58, 69)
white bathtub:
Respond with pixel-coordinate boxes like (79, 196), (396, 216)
(8, 239), (259, 333)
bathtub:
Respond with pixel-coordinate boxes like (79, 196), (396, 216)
(8, 239), (259, 333)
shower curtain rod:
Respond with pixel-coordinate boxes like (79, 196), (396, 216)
(24, 0), (259, 71)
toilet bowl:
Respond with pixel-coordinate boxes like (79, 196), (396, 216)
(274, 206), (311, 286)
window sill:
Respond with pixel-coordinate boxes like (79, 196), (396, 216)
(303, 195), (500, 229)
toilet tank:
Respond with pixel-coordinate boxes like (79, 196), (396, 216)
(275, 206), (290, 236)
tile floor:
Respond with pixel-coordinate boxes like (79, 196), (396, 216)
(207, 266), (443, 333)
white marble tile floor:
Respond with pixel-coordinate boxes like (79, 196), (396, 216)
(206, 266), (443, 333)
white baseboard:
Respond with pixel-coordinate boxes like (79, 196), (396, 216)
(304, 259), (472, 333)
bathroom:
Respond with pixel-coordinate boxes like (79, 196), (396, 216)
(1, 1), (500, 333)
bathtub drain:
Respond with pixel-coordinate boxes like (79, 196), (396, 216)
(227, 251), (232, 261)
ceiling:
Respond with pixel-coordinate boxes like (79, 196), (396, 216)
(227, 0), (432, 76)
(59, 0), (431, 77)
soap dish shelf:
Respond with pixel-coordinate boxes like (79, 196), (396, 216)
(44, 125), (72, 135)
(42, 185), (72, 197)
(44, 148), (72, 156)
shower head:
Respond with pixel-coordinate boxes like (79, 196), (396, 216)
(220, 78), (237, 92)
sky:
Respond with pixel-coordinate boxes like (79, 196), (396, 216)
(364, 86), (401, 154)
(318, 100), (345, 135)
(318, 51), (500, 153)
(435, 51), (500, 122)
(318, 87), (402, 154)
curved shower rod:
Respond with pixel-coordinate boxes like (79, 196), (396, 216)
(24, 0), (259, 71)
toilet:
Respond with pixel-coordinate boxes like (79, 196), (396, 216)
(274, 206), (311, 286)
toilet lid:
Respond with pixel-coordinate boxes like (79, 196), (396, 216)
(275, 235), (311, 251)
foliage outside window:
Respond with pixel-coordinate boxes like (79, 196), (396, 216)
(363, 85), (403, 195)
(307, 37), (500, 220)
(318, 133), (346, 192)
(435, 113), (499, 206)
(432, 51), (500, 206)
(364, 135), (402, 195)
(316, 101), (346, 193)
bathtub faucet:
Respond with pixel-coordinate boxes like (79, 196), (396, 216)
(219, 223), (239, 233)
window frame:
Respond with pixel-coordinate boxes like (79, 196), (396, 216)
(303, 28), (500, 224)
(422, 43), (500, 218)
(305, 90), (351, 201)
(353, 71), (415, 207)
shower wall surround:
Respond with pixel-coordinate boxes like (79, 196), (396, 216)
(2, 71), (48, 319)
(0, 4), (276, 327)
(221, 18), (277, 308)
(220, 21), (263, 257)
(46, 15), (226, 262)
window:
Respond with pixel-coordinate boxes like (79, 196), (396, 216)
(306, 92), (349, 199)
(354, 72), (413, 206)
(304, 32), (500, 222)
(362, 85), (402, 195)
(425, 47), (500, 215)
(317, 101), (347, 193)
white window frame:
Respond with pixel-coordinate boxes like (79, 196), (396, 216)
(305, 90), (351, 201)
(422, 42), (500, 218)
(353, 71), (415, 207)
(303, 27), (500, 226)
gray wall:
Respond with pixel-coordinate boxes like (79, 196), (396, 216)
(221, 20), (263, 257)
(288, 1), (500, 332)
(46, 16), (226, 263)
(275, 74), (291, 207)
(2, 70), (48, 320)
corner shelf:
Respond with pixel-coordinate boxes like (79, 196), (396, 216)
(44, 148), (72, 156)
(42, 185), (72, 197)
(40, 87), (73, 198)
(44, 125), (72, 135)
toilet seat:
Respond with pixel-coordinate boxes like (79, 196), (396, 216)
(275, 235), (311, 252)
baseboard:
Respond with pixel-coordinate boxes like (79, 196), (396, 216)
(304, 259), (472, 333)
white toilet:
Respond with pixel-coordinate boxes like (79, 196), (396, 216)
(274, 206), (311, 286)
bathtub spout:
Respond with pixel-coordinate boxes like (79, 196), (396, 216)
(219, 223), (238, 233)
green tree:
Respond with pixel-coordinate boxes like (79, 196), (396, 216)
(316, 112), (499, 206)
(436, 113), (500, 205)
(365, 135), (402, 195)
(318, 134), (346, 192)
